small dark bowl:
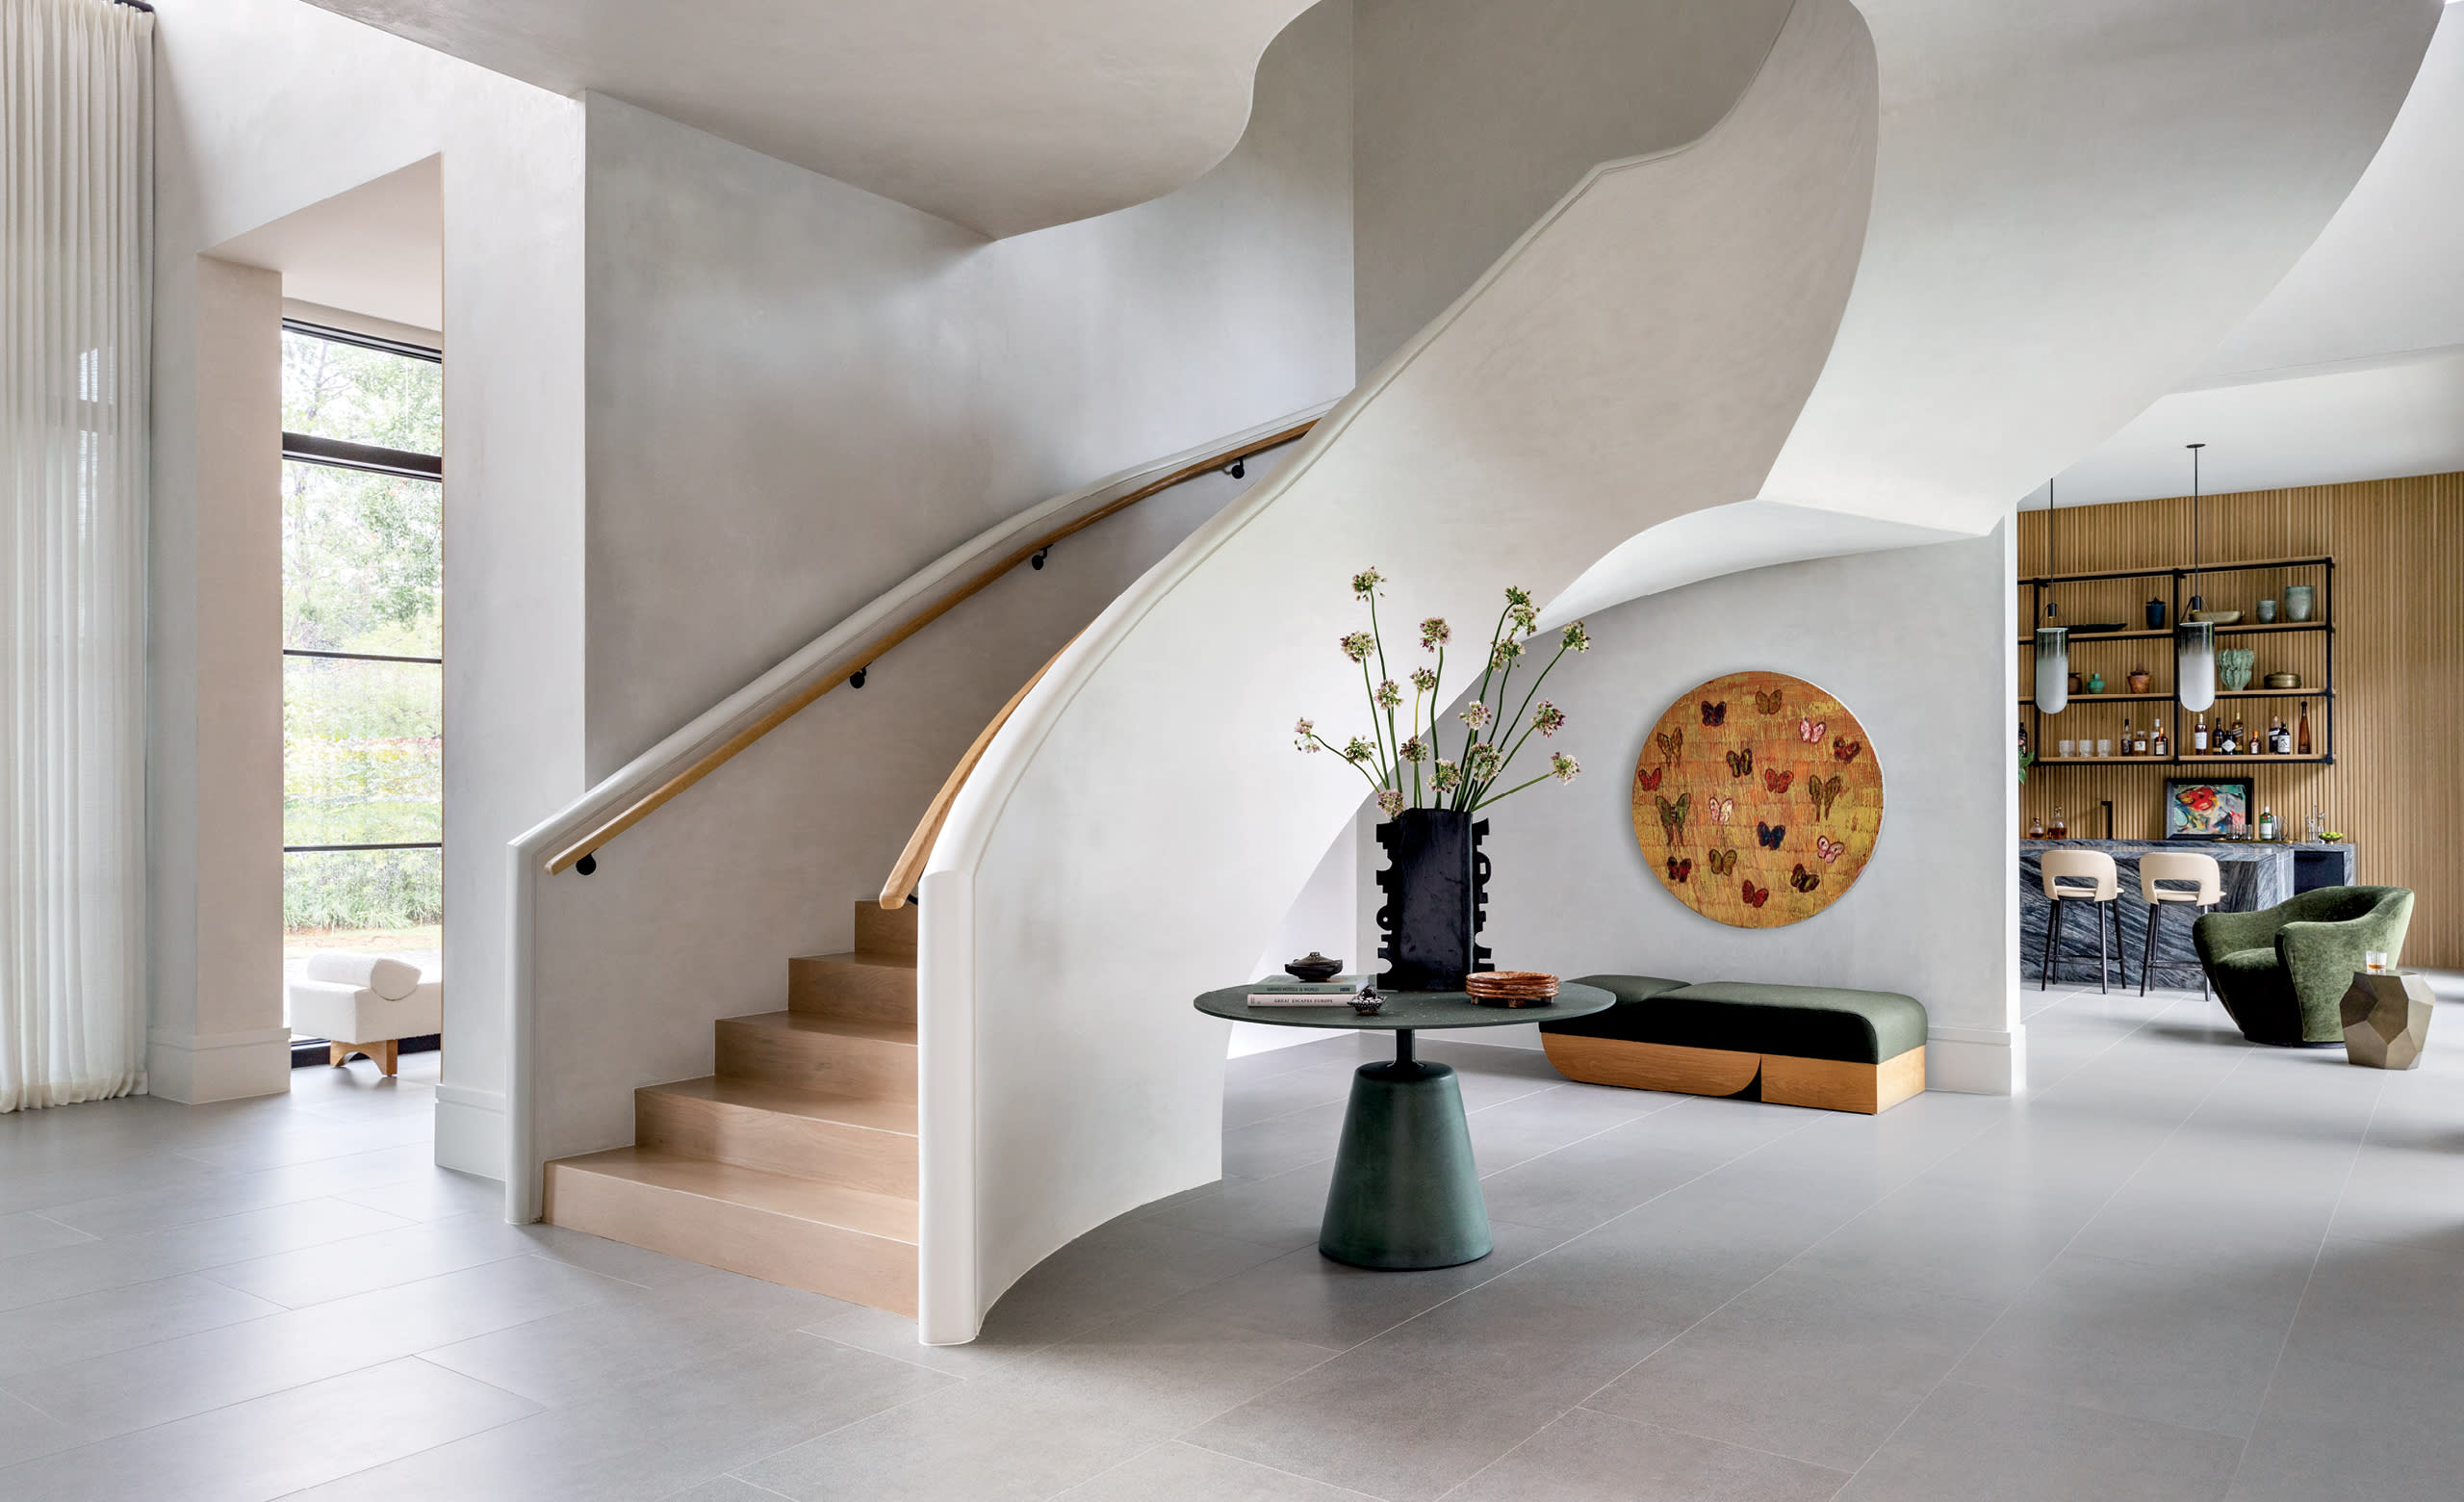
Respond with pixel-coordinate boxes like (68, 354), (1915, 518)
(1285, 952), (1344, 983)
(1348, 997), (1386, 1017)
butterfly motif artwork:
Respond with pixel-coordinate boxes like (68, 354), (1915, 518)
(1635, 672), (1880, 931)
(1654, 791), (1690, 839)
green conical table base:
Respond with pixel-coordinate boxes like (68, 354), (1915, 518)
(1319, 1060), (1492, 1269)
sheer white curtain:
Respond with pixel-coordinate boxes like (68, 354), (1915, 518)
(1, 0), (151, 1110)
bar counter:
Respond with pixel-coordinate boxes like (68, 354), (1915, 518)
(2019, 839), (2356, 987)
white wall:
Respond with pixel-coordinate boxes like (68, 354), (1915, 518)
(1408, 526), (2023, 1094)
(580, 0), (1356, 778)
(152, 0), (587, 1142)
(1350, 0), (1792, 372)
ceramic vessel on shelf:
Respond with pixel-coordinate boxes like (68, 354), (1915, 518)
(2086, 672), (2105, 694)
(1284, 951), (1344, 983)
(2285, 584), (2315, 622)
(2189, 609), (2242, 625)
(2146, 598), (2167, 629)
(2257, 598), (2278, 623)
(2219, 649), (2255, 691)
(2265, 672), (2300, 689)
(2066, 671), (2084, 696)
(2126, 667), (2150, 693)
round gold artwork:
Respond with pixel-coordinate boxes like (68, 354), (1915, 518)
(1630, 671), (1883, 928)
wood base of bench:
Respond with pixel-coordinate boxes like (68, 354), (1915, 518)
(1541, 1034), (1925, 1115)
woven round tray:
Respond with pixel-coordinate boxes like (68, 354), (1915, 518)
(1465, 971), (1560, 1007)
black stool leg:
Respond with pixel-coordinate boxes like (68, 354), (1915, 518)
(2096, 900), (2110, 994)
(2114, 900), (2129, 992)
(2041, 899), (2063, 990)
(2142, 903), (2160, 998)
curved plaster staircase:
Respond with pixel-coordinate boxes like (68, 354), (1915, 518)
(543, 901), (923, 1314)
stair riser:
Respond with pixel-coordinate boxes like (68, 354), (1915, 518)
(546, 1163), (916, 1317)
(715, 1019), (917, 1101)
(636, 1089), (917, 1198)
(789, 957), (916, 1026)
(854, 903), (917, 961)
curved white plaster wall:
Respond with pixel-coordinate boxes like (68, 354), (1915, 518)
(916, 0), (1882, 1344)
(1749, 0), (2441, 535)
(303, 0), (1322, 237)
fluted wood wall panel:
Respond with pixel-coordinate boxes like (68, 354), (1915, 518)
(2017, 472), (2461, 967)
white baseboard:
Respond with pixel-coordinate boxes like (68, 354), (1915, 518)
(434, 1083), (508, 1182)
(146, 1024), (292, 1103)
(1926, 1023), (2026, 1096)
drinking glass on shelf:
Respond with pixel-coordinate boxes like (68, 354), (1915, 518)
(2059, 739), (2077, 759)
(2365, 951), (2390, 974)
(2096, 739), (2115, 758)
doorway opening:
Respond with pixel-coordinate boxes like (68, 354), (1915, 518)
(278, 318), (444, 1073)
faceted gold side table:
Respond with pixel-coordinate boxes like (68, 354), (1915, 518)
(2340, 970), (2434, 1070)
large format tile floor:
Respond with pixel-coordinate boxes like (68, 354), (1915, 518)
(3, 977), (2462, 1500)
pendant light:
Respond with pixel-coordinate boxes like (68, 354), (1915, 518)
(2033, 480), (2069, 714)
(2175, 443), (2217, 713)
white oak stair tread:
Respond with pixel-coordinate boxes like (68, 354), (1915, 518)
(641, 1075), (917, 1135)
(550, 1147), (916, 1241)
(726, 1009), (916, 1047)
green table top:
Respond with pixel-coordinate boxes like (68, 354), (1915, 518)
(1194, 980), (1614, 1031)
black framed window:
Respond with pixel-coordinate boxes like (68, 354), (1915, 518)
(280, 321), (444, 973)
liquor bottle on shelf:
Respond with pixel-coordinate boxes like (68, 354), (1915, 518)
(2050, 805), (2067, 839)
(2229, 717), (2246, 755)
(2120, 716), (2135, 756)
(2193, 712), (2209, 754)
(2273, 716), (2292, 755)
(2135, 720), (2150, 757)
(2259, 805), (2276, 841)
(2297, 701), (2312, 756)
(2151, 717), (2168, 758)
(2030, 813), (2044, 839)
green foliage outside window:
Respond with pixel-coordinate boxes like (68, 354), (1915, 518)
(281, 330), (445, 939)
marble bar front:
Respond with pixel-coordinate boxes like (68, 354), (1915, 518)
(2019, 840), (2356, 987)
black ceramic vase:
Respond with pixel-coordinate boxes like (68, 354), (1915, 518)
(1374, 809), (1493, 992)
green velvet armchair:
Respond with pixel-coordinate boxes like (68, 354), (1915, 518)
(2193, 886), (2414, 1046)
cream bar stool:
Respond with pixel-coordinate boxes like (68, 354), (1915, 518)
(2138, 850), (2222, 1000)
(2040, 849), (2127, 993)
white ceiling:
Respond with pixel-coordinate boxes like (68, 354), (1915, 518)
(296, 0), (1315, 239)
(2039, 3), (2464, 506)
(212, 155), (444, 335)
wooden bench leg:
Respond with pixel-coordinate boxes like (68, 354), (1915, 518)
(329, 1042), (351, 1067)
(1762, 1048), (1926, 1114)
(374, 1039), (398, 1076)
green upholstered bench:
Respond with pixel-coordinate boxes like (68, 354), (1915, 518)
(1538, 976), (1928, 1114)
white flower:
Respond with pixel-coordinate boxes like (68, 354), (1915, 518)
(1420, 617), (1450, 649)
(1551, 752), (1581, 784)
(1294, 717), (1319, 752)
(1560, 620), (1591, 653)
(1459, 701), (1491, 730)
(1375, 679), (1401, 711)
(1531, 700), (1565, 738)
(1351, 568), (1385, 600)
(1375, 789), (1404, 817)
(1398, 736), (1426, 763)
(1340, 631), (1374, 663)
(1342, 737), (1376, 764)
(1410, 666), (1439, 694)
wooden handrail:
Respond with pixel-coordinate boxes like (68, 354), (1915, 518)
(545, 420), (1315, 874)
(878, 636), (1077, 909)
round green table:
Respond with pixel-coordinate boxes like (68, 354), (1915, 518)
(1194, 981), (1614, 1269)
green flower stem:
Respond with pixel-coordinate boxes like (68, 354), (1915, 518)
(1484, 643), (1570, 797)
(1470, 768), (1559, 811)
(1459, 602), (1514, 784)
(1307, 730), (1387, 790)
(1366, 593), (1402, 782)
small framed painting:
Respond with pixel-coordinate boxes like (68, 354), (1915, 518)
(2166, 777), (2251, 840)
